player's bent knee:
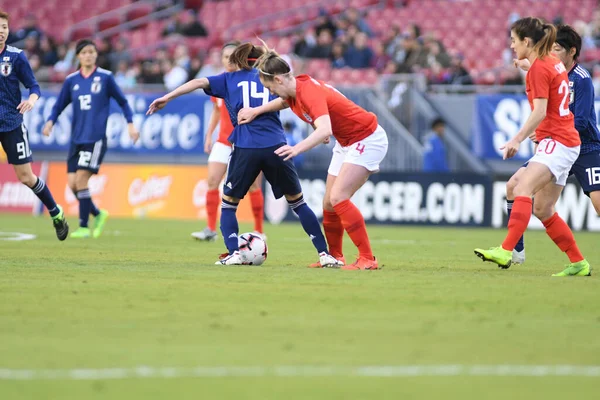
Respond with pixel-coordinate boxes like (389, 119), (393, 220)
(17, 172), (37, 187)
(329, 193), (350, 208)
(323, 198), (334, 212)
(533, 203), (554, 221)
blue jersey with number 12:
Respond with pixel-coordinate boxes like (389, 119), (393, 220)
(205, 69), (286, 148)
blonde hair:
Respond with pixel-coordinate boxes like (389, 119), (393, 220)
(254, 42), (292, 81)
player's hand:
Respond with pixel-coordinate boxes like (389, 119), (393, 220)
(17, 99), (35, 114)
(146, 96), (169, 115)
(500, 138), (520, 160)
(128, 124), (140, 144)
(528, 132), (537, 142)
(204, 138), (213, 154)
(238, 107), (258, 125)
(274, 144), (299, 161)
(42, 121), (53, 137)
(513, 58), (531, 71)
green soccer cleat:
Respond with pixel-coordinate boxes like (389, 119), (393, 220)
(51, 205), (69, 241)
(552, 260), (591, 277)
(70, 227), (91, 239)
(474, 246), (512, 269)
(93, 210), (109, 238)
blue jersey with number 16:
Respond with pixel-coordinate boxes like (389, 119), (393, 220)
(205, 69), (286, 149)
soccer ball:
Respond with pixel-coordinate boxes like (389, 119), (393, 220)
(238, 233), (268, 265)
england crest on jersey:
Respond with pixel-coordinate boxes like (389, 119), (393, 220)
(91, 76), (102, 94)
(302, 112), (313, 123)
(0, 61), (12, 77)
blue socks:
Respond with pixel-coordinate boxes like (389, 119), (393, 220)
(507, 199), (525, 252)
(220, 199), (239, 254)
(77, 189), (92, 228)
(31, 178), (59, 218)
(288, 195), (328, 254)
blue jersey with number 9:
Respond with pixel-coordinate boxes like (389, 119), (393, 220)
(205, 69), (286, 148)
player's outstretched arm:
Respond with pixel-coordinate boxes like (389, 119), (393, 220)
(275, 115), (332, 161)
(147, 78), (210, 115)
(514, 58), (531, 72)
(238, 98), (288, 124)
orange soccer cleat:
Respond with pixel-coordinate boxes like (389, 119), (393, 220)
(341, 256), (379, 270)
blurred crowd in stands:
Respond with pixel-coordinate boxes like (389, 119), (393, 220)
(5, 3), (600, 89)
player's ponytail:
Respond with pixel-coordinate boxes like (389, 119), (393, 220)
(534, 23), (557, 59)
(511, 17), (556, 59)
(255, 43), (291, 82)
(229, 42), (266, 71)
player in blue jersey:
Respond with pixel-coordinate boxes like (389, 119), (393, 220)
(0, 10), (69, 240)
(508, 24), (600, 266)
(42, 39), (139, 239)
(147, 42), (340, 267)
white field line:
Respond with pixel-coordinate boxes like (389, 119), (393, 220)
(1, 365), (600, 380)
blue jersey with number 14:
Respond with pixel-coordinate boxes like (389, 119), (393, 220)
(205, 69), (286, 149)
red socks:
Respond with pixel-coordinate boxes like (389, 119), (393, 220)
(323, 210), (344, 259)
(333, 199), (373, 259)
(206, 189), (220, 231)
(502, 196), (532, 251)
(249, 188), (264, 233)
(543, 213), (584, 263)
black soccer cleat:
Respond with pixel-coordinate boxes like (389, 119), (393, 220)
(52, 205), (69, 241)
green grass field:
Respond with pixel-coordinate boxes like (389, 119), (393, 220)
(1, 214), (600, 399)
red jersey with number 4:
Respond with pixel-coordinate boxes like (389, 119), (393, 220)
(526, 56), (580, 147)
(285, 75), (378, 147)
(211, 97), (233, 146)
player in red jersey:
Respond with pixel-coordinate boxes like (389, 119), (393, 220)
(238, 49), (389, 270)
(191, 42), (265, 242)
(474, 17), (590, 276)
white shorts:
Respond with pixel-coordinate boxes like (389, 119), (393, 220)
(327, 125), (389, 176)
(528, 138), (580, 186)
(208, 141), (232, 164)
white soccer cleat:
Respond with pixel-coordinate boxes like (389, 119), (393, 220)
(215, 251), (246, 265)
(512, 249), (526, 265)
(318, 252), (344, 268)
(192, 228), (218, 241)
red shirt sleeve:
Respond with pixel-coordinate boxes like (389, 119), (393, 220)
(529, 63), (551, 99)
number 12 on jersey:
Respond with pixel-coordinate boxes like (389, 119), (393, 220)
(237, 81), (269, 108)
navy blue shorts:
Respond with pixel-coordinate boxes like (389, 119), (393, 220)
(570, 151), (600, 196)
(67, 138), (107, 174)
(224, 144), (302, 200)
(0, 124), (33, 165)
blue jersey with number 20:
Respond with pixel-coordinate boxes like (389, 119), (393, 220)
(205, 69), (286, 149)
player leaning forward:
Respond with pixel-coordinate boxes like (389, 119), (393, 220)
(474, 17), (590, 277)
(238, 49), (389, 270)
(43, 39), (139, 238)
(0, 10), (69, 240)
